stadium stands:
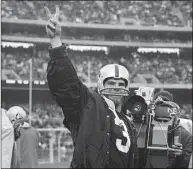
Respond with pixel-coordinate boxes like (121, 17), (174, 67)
(2, 1), (192, 27)
(1, 48), (192, 84)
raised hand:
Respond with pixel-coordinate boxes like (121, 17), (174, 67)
(44, 5), (61, 39)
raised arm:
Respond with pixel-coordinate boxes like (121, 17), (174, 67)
(45, 6), (89, 123)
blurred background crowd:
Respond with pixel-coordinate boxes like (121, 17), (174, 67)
(1, 1), (192, 84)
(2, 1), (192, 44)
(2, 1), (192, 27)
(1, 47), (192, 84)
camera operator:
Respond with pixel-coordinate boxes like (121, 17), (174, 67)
(154, 91), (192, 134)
(122, 89), (192, 168)
(152, 91), (192, 168)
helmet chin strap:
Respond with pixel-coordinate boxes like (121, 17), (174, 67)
(102, 95), (124, 127)
(115, 102), (122, 113)
(105, 95), (121, 111)
(100, 88), (128, 113)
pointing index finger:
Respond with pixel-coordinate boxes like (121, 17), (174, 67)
(44, 6), (52, 19)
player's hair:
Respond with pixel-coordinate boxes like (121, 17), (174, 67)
(153, 90), (173, 102)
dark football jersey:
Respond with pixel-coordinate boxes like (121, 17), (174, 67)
(108, 112), (131, 168)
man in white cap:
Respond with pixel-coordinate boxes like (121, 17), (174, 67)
(6, 106), (39, 168)
(1, 108), (14, 168)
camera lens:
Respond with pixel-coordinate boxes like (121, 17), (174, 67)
(133, 102), (142, 112)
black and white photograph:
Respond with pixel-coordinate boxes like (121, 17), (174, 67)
(1, 1), (192, 168)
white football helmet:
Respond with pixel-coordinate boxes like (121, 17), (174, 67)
(97, 64), (130, 96)
(6, 106), (27, 123)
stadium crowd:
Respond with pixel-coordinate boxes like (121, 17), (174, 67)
(2, 1), (192, 27)
(2, 0), (192, 85)
(1, 48), (192, 84)
(2, 1), (192, 44)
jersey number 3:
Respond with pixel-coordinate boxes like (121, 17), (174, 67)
(114, 118), (131, 153)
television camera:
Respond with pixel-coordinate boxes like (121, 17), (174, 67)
(125, 87), (182, 168)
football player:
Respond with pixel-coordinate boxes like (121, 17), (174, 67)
(6, 106), (39, 168)
(45, 5), (139, 168)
